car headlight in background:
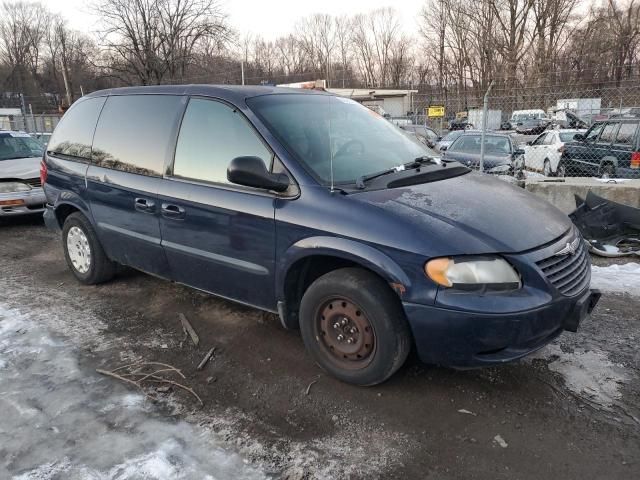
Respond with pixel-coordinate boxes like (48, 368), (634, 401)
(425, 256), (521, 290)
(487, 164), (513, 174)
(0, 182), (31, 193)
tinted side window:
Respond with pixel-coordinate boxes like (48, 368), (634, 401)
(599, 123), (618, 144)
(532, 133), (546, 146)
(173, 98), (272, 184)
(92, 95), (183, 176)
(614, 122), (638, 145)
(48, 97), (106, 160)
(543, 133), (556, 145)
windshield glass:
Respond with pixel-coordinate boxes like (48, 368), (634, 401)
(450, 135), (512, 155)
(441, 130), (464, 142)
(559, 132), (579, 142)
(247, 94), (438, 184)
(0, 133), (44, 161)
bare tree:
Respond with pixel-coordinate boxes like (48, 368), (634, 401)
(93, 0), (230, 85)
(0, 1), (50, 92)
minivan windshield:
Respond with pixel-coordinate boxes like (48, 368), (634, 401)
(0, 133), (44, 161)
(247, 94), (438, 185)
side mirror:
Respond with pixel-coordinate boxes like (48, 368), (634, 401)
(227, 156), (289, 192)
(573, 133), (585, 141)
(514, 148), (525, 156)
(439, 145), (448, 152)
(526, 141), (533, 146)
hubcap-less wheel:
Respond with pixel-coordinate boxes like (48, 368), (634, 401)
(316, 297), (375, 370)
(543, 160), (551, 177)
(67, 226), (92, 274)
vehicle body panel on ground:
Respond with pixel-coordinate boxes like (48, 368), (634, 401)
(43, 85), (599, 384)
(0, 131), (46, 217)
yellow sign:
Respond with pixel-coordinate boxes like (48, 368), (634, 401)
(427, 106), (445, 118)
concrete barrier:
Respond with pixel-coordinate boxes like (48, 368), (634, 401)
(525, 177), (640, 214)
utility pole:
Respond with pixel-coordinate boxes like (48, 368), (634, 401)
(479, 80), (494, 173)
(19, 93), (27, 132)
(241, 60), (245, 85)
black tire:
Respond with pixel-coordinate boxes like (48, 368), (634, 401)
(556, 161), (566, 178)
(62, 212), (116, 285)
(543, 159), (553, 177)
(600, 163), (615, 179)
(299, 268), (411, 386)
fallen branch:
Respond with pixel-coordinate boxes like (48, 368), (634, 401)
(179, 313), (199, 346)
(305, 379), (319, 396)
(197, 347), (216, 370)
(112, 361), (185, 379)
(96, 368), (157, 401)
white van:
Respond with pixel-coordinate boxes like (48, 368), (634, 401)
(510, 109), (547, 123)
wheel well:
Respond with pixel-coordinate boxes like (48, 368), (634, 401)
(55, 204), (80, 228)
(282, 255), (391, 329)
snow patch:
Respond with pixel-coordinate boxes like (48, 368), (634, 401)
(532, 344), (628, 407)
(591, 263), (640, 296)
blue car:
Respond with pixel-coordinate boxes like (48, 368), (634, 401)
(42, 85), (600, 385)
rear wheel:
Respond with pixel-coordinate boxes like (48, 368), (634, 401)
(62, 212), (115, 285)
(556, 161), (566, 178)
(299, 268), (411, 386)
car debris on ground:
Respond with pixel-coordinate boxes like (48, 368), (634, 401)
(570, 191), (640, 257)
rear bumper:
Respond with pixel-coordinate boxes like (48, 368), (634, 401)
(0, 188), (46, 217)
(403, 289), (600, 368)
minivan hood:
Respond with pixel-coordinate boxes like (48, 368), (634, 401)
(0, 157), (41, 179)
(352, 172), (571, 254)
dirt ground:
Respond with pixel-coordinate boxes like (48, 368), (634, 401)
(1, 215), (639, 479)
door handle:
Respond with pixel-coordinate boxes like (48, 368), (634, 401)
(134, 197), (155, 213)
(161, 203), (186, 220)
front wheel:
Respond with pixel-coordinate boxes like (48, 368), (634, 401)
(543, 159), (553, 177)
(62, 212), (116, 285)
(600, 163), (615, 179)
(299, 268), (411, 386)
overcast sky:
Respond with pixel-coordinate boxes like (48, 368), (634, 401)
(44, 0), (426, 39)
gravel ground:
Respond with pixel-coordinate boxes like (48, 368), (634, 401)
(1, 215), (639, 479)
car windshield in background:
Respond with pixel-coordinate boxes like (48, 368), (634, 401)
(247, 94), (438, 185)
(0, 133), (44, 161)
(441, 130), (464, 142)
(559, 132), (579, 142)
(450, 135), (511, 155)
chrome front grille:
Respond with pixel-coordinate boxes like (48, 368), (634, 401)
(536, 233), (590, 296)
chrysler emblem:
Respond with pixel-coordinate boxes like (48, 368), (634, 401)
(555, 237), (580, 256)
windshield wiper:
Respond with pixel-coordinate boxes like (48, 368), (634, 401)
(355, 156), (439, 189)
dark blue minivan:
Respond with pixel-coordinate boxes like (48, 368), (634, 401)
(42, 85), (600, 385)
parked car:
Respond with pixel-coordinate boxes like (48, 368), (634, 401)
(524, 129), (586, 176)
(435, 129), (476, 151)
(500, 120), (513, 130)
(515, 117), (550, 135)
(449, 119), (474, 131)
(559, 119), (640, 178)
(399, 124), (440, 148)
(0, 130), (46, 217)
(442, 132), (522, 174)
(43, 85), (600, 385)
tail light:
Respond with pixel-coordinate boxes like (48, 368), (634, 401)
(40, 159), (48, 185)
(632, 151), (640, 169)
(558, 145), (565, 153)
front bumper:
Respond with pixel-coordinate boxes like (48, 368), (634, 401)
(0, 188), (46, 217)
(403, 288), (600, 367)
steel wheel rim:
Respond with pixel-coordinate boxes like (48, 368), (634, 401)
(315, 297), (376, 370)
(67, 226), (91, 274)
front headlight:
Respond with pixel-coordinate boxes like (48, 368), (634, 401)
(487, 164), (513, 174)
(425, 256), (521, 290)
(0, 182), (31, 193)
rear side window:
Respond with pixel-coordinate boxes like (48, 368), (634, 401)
(614, 122), (638, 145)
(48, 97), (106, 160)
(586, 123), (604, 141)
(599, 123), (618, 144)
(172, 98), (272, 184)
(92, 95), (183, 176)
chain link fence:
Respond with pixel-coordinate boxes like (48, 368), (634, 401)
(403, 84), (640, 180)
(0, 114), (61, 134)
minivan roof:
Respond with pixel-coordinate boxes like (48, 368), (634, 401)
(83, 84), (331, 103)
